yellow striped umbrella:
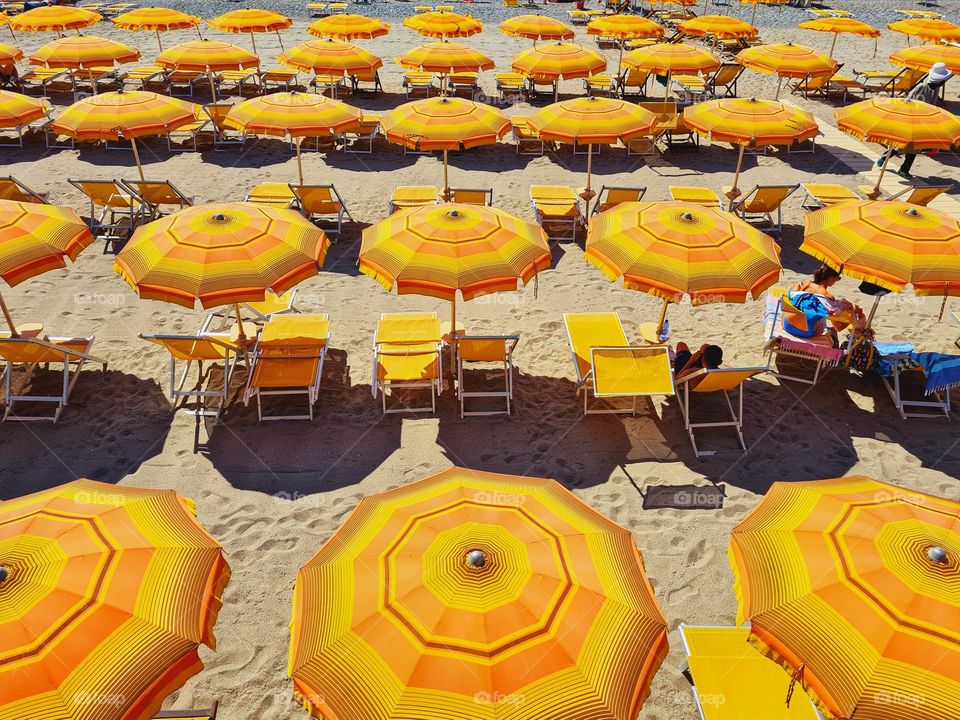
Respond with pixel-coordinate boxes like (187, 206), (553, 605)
(0, 89), (48, 128)
(891, 43), (960, 74)
(290, 466), (668, 720)
(0, 41), (22, 65)
(29, 36), (140, 94)
(404, 10), (482, 39)
(499, 14), (574, 44)
(112, 7), (202, 52)
(679, 15), (759, 40)
(799, 17), (880, 57)
(114, 202), (330, 338)
(527, 97), (657, 199)
(622, 42), (720, 99)
(736, 42), (837, 98)
(0, 480), (231, 720)
(397, 41), (494, 74)
(360, 207), (549, 329)
(729, 477), (959, 720)
(587, 15), (663, 72)
(887, 18), (960, 44)
(306, 13), (390, 40)
(379, 96), (509, 197)
(9, 5), (101, 33)
(834, 98), (960, 197)
(278, 38), (383, 77)
(512, 42), (605, 100)
(224, 91), (362, 183)
(208, 9), (293, 53)
(683, 97), (819, 199)
(156, 39), (259, 99)
(0, 199), (92, 334)
(48, 90), (199, 179)
(586, 200), (780, 334)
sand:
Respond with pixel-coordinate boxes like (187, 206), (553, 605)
(2, 2), (959, 718)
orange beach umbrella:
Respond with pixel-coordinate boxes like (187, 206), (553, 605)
(887, 18), (960, 44)
(112, 7), (202, 51)
(307, 13), (390, 40)
(278, 38), (383, 77)
(736, 42), (837, 99)
(404, 10), (482, 39)
(156, 39), (259, 100)
(623, 42), (720, 99)
(512, 42), (606, 100)
(890, 43), (960, 75)
(0, 41), (21, 64)
(0, 89), (48, 129)
(499, 14), (574, 44)
(397, 40), (494, 75)
(208, 9), (293, 53)
(9, 5), (100, 34)
(799, 17), (880, 57)
(679, 15), (758, 39)
(29, 35), (140, 93)
(587, 15), (663, 72)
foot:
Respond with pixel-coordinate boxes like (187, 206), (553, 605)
(896, 169), (912, 178)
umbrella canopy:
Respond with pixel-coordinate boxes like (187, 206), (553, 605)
(623, 42), (720, 100)
(112, 7), (201, 51)
(29, 34), (140, 70)
(887, 18), (960, 43)
(587, 14), (664, 39)
(289, 467), (668, 720)
(0, 90), (49, 129)
(9, 5), (100, 32)
(799, 17), (880, 57)
(207, 9), (292, 53)
(307, 13), (390, 40)
(512, 42), (606, 83)
(156, 39), (259, 99)
(499, 14), (574, 42)
(397, 41), (494, 74)
(0, 41), (22, 64)
(736, 42), (837, 98)
(278, 38), (382, 76)
(891, 43), (960, 74)
(0, 479), (231, 720)
(729, 476), (959, 720)
(679, 15), (759, 39)
(404, 10), (482, 39)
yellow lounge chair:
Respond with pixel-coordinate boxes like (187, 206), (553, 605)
(216, 68), (261, 96)
(166, 70), (209, 97)
(449, 71), (479, 98)
(19, 67), (69, 97)
(511, 115), (544, 156)
(245, 182), (296, 208)
(763, 288), (844, 386)
(584, 73), (617, 97)
(68, 178), (148, 251)
(289, 183), (352, 237)
(563, 312), (675, 415)
(448, 188), (492, 206)
(350, 68), (382, 96)
(496, 72), (527, 102)
(676, 366), (767, 457)
(876, 345), (953, 420)
(530, 185), (583, 241)
(203, 290), (300, 330)
(372, 312), (444, 414)
(260, 67), (299, 92)
(0, 334), (106, 422)
(164, 111), (211, 152)
(670, 186), (722, 207)
(389, 185), (439, 213)
(312, 72), (345, 99)
(0, 176), (48, 203)
(887, 183), (952, 206)
(140, 331), (240, 416)
(403, 71), (436, 98)
(154, 700), (218, 719)
(618, 67), (650, 98)
(203, 103), (245, 149)
(456, 334), (519, 417)
(591, 185), (647, 216)
(243, 314), (330, 421)
(799, 182), (862, 210)
(729, 184), (799, 234)
(341, 111), (380, 154)
(567, 9), (589, 24)
(120, 179), (194, 216)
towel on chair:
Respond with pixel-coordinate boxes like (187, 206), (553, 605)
(875, 343), (960, 395)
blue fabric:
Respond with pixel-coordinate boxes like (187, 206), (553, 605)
(783, 291), (830, 339)
(875, 343), (960, 395)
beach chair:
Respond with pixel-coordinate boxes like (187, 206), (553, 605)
(887, 183), (952, 206)
(530, 185), (583, 241)
(729, 184), (798, 234)
(389, 185), (439, 213)
(618, 67), (650, 98)
(243, 314), (330, 421)
(0, 334), (107, 422)
(763, 288), (843, 385)
(403, 71), (436, 98)
(203, 103), (244, 149)
(564, 312), (675, 415)
(584, 73), (617, 97)
(0, 109), (49, 148)
(203, 290), (300, 331)
(19, 67), (69, 97)
(666, 111), (699, 148)
(341, 111), (379, 154)
(496, 72), (527, 102)
(875, 344), (956, 420)
(289, 183), (352, 237)
(0, 176), (48, 203)
(526, 76), (557, 99)
(448, 188), (492, 206)
(164, 111), (211, 153)
(678, 62), (743, 99)
(788, 64), (843, 98)
(448, 72), (479, 98)
(166, 70), (208, 97)
(216, 69), (260, 97)
(140, 331), (240, 416)
(799, 183), (862, 210)
(260, 67), (299, 93)
(954, 311), (960, 350)
(677, 625), (823, 720)
(455, 334), (519, 417)
(350, 68), (382, 96)
(372, 312), (443, 414)
(631, 101), (678, 155)
(676, 366), (766, 456)
(245, 182), (296, 209)
(68, 179), (147, 251)
(511, 115), (544, 156)
(120, 179), (194, 216)
(591, 185), (646, 215)
(504, 0), (519, 6)
(669, 186), (721, 207)
(154, 700), (218, 719)
(311, 72), (345, 98)
(568, 9), (589, 24)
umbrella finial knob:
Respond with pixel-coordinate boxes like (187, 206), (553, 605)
(927, 546), (949, 565)
(680, 211), (694, 221)
(212, 213), (227, 222)
(447, 209), (461, 218)
(0, 566), (8, 583)
(906, 207), (921, 217)
(465, 549), (487, 569)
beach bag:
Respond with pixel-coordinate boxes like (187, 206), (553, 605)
(846, 336), (876, 373)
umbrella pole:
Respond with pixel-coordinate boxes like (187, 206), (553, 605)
(830, 33), (837, 58)
(251, 32), (257, 55)
(726, 144), (745, 200)
(655, 298), (668, 340)
(584, 144), (594, 199)
(775, 75), (784, 100)
(276, 29), (284, 51)
(197, 25), (203, 40)
(0, 292), (18, 338)
(751, 2), (758, 26)
(865, 295), (881, 330)
(88, 67), (97, 96)
(618, 44), (623, 77)
(234, 303), (247, 342)
(443, 149), (449, 200)
(873, 36), (878, 59)
(6, 25), (14, 41)
(869, 148), (893, 199)
(296, 137), (304, 185)
(208, 70), (218, 102)
(554, 79), (558, 103)
(131, 137), (145, 181)
(450, 296), (456, 337)
(156, 29), (163, 53)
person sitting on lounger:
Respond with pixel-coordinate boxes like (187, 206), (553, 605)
(786, 265), (864, 346)
(674, 342), (723, 389)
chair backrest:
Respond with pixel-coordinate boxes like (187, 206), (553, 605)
(141, 334), (235, 361)
(449, 72), (477, 84)
(449, 188), (492, 206)
(898, 184), (951, 206)
(290, 184), (341, 213)
(0, 336), (91, 364)
(0, 177), (46, 203)
(353, 69), (377, 82)
(458, 335), (517, 362)
(895, 67), (925, 91)
(376, 313), (441, 345)
(68, 179), (134, 208)
(203, 103), (233, 130)
(709, 62), (743, 88)
(497, 72), (526, 85)
(563, 312), (628, 380)
(739, 184), (798, 213)
(622, 67), (649, 86)
(801, 70), (833, 91)
(258, 314), (330, 352)
(530, 185), (577, 203)
(684, 367), (766, 393)
(638, 101), (678, 125)
(122, 179), (191, 208)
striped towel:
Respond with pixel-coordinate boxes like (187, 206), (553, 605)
(763, 292), (843, 362)
(875, 343), (960, 395)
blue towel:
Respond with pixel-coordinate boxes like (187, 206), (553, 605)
(875, 343), (960, 395)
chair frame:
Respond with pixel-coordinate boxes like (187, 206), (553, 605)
(591, 185), (647, 216)
(676, 367), (767, 457)
(68, 178), (148, 252)
(289, 183), (353, 237)
(203, 103), (245, 149)
(203, 290), (300, 330)
(530, 186), (583, 241)
(455, 334), (519, 417)
(0, 176), (49, 203)
(764, 295), (838, 386)
(878, 354), (952, 420)
(372, 314), (444, 415)
(729, 184), (799, 234)
(448, 187), (493, 206)
(887, 183), (953, 206)
(119, 179), (194, 216)
(140, 332), (239, 417)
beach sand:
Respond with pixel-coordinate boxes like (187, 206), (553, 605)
(1, 2), (959, 717)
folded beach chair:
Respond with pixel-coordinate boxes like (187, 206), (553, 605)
(403, 71), (436, 98)
(874, 343), (957, 419)
(203, 103), (244, 149)
(0, 176), (49, 203)
(729, 184), (798, 233)
(389, 185), (439, 213)
(887, 183), (953, 206)
(68, 178), (148, 251)
(531, 185), (583, 241)
(202, 290), (300, 330)
(496, 72), (527, 103)
(564, 312), (675, 415)
(140, 331), (240, 416)
(243, 314), (330, 421)
(669, 186), (722, 207)
(289, 184), (352, 237)
(456, 334), (519, 417)
(763, 288), (843, 385)
(341, 111), (380, 154)
(799, 183), (862, 210)
(120, 179), (194, 216)
(154, 700), (218, 719)
(372, 312), (444, 414)
(591, 185), (646, 215)
(676, 366), (767, 457)
(511, 115), (544, 156)
(618, 67), (650, 98)
(448, 188), (492, 206)
(245, 182), (296, 209)
(350, 69), (382, 96)
(0, 334), (107, 422)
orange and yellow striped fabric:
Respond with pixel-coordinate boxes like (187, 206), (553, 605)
(207, 9), (293, 34)
(499, 15), (574, 42)
(799, 17), (880, 38)
(29, 35), (140, 69)
(0, 200), (93, 287)
(279, 39), (382, 75)
(683, 97), (819, 147)
(379, 96), (509, 151)
(404, 10), (482, 39)
(891, 43), (960, 74)
(887, 18), (960, 43)
(0, 42), (23, 65)
(802, 200), (960, 295)
(512, 42), (605, 80)
(359, 205), (549, 300)
(586, 201), (781, 303)
(9, 5), (101, 32)
(397, 41), (494, 74)
(623, 42), (720, 75)
(834, 98), (960, 151)
(729, 476), (959, 720)
(114, 203), (330, 308)
(736, 42), (837, 77)
(156, 39), (259, 72)
(224, 91), (361, 138)
(587, 14), (664, 40)
(527, 96), (657, 144)
(306, 13), (390, 40)
(679, 14), (759, 39)
(0, 90), (49, 130)
(0, 479), (231, 720)
(112, 7), (200, 31)
(289, 466), (669, 720)
(49, 91), (198, 141)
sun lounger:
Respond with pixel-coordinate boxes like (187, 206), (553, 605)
(456, 334), (519, 417)
(350, 69), (382, 96)
(887, 183), (953, 206)
(289, 183), (352, 237)
(496, 72), (527, 102)
(242, 314), (330, 421)
(0, 176), (48, 203)
(670, 186), (722, 207)
(389, 185), (439, 213)
(584, 73), (617, 97)
(245, 182), (296, 209)
(676, 366), (766, 456)
(203, 290), (300, 331)
(531, 185), (583, 241)
(799, 183), (862, 210)
(448, 188), (492, 206)
(511, 115), (544, 156)
(163, 110), (211, 152)
(591, 185), (646, 215)
(311, 72), (345, 99)
(618, 67), (650, 98)
(403, 71), (436, 98)
(20, 67), (69, 97)
(154, 700), (218, 719)
(372, 312), (443, 414)
(568, 9), (589, 24)
(564, 312), (675, 415)
(216, 69), (260, 97)
(449, 72), (479, 99)
(0, 110), (49, 148)
(341, 111), (380, 154)
(875, 343), (958, 419)
(141, 331), (240, 416)
(763, 289), (843, 385)
(203, 103), (244, 148)
(526, 75), (557, 99)
(68, 178), (148, 252)
(259, 67), (298, 93)
(119, 65), (169, 92)
(676, 62), (743, 100)
(167, 70), (208, 98)
(120, 179), (194, 216)
(729, 184), (798, 234)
